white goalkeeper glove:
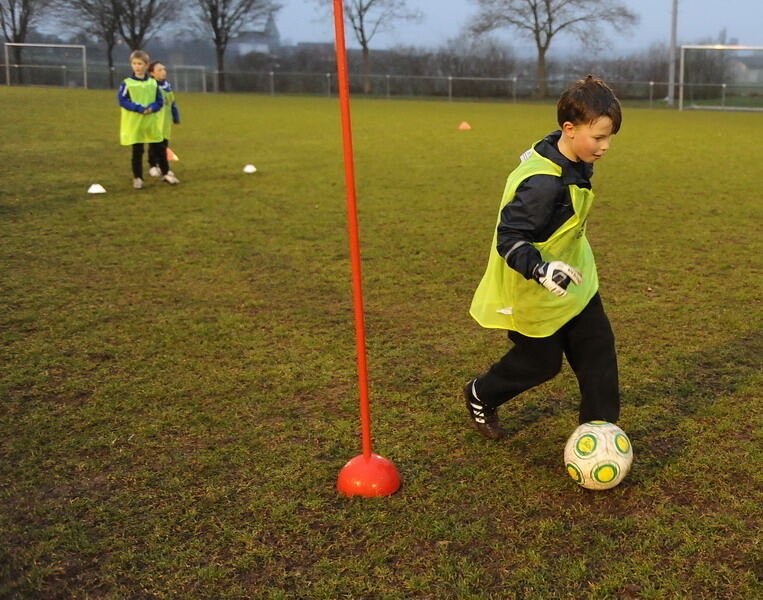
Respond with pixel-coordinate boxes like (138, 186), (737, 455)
(532, 261), (582, 297)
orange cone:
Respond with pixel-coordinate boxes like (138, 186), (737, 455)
(458, 121), (472, 130)
(166, 147), (179, 161)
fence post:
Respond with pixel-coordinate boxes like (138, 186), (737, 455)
(213, 70), (219, 93)
(386, 74), (390, 99)
(649, 81), (654, 108)
(62, 65), (67, 87)
(448, 75), (452, 101)
(512, 77), (517, 103)
(269, 71), (275, 95)
(721, 83), (727, 107)
(326, 72), (331, 96)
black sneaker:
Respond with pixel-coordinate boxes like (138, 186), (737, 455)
(463, 379), (505, 440)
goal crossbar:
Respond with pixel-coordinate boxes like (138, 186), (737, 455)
(4, 43), (87, 88)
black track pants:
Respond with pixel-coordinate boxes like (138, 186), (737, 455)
(474, 293), (620, 424)
(132, 142), (168, 178)
(148, 139), (170, 173)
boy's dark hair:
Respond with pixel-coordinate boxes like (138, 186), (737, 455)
(148, 61), (164, 74)
(130, 50), (150, 64)
(557, 75), (622, 134)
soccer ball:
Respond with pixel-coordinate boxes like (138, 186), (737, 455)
(564, 421), (633, 490)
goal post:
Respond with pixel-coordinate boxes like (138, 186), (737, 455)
(4, 43), (87, 88)
(679, 44), (763, 111)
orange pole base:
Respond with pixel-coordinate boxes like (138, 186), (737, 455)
(337, 453), (401, 497)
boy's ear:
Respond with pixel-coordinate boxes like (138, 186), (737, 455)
(561, 121), (577, 137)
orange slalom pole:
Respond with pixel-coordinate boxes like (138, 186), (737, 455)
(332, 0), (372, 459)
(333, 0), (400, 497)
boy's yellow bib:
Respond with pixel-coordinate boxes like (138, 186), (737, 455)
(158, 87), (175, 140)
(120, 78), (163, 145)
(469, 149), (598, 337)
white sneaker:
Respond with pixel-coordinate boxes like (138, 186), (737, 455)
(167, 170), (175, 177)
(162, 173), (180, 185)
(133, 178), (144, 189)
(148, 166), (161, 177)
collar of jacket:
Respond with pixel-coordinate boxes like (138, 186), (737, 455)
(534, 130), (593, 189)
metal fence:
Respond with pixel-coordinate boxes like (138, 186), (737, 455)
(3, 62), (763, 109)
(1, 63), (207, 92)
(215, 70), (672, 104)
(212, 70), (763, 109)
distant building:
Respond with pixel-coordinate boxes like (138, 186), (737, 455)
(231, 12), (280, 56)
(293, 42), (335, 55)
(728, 55), (763, 83)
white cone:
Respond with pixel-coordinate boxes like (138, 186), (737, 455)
(88, 183), (106, 194)
(243, 164), (257, 173)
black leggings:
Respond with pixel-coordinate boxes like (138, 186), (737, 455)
(132, 142), (168, 178)
(474, 293), (620, 424)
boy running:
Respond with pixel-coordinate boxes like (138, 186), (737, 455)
(465, 75), (622, 440)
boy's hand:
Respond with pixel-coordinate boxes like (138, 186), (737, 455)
(533, 261), (582, 297)
(143, 107), (153, 114)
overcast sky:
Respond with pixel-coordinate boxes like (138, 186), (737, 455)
(279, 1), (763, 54)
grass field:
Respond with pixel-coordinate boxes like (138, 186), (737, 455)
(1, 86), (761, 599)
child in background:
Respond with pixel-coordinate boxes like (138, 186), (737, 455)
(117, 50), (177, 188)
(147, 61), (181, 182)
(465, 75), (622, 440)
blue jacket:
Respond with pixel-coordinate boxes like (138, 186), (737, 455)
(117, 75), (163, 113)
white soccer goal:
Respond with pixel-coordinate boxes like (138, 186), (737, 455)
(172, 65), (208, 93)
(3, 43), (87, 88)
(679, 44), (763, 111)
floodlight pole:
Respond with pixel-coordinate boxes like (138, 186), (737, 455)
(667, 0), (678, 106)
(332, 0), (400, 498)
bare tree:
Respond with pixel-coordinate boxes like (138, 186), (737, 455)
(318, 0), (422, 94)
(1, 0), (52, 78)
(112, 0), (174, 51)
(433, 33), (515, 79)
(56, 0), (120, 87)
(471, 0), (638, 97)
(194, 0), (279, 93)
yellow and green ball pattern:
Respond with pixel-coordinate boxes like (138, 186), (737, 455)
(615, 433), (631, 454)
(563, 421), (633, 490)
(574, 434), (598, 458)
(592, 462), (620, 484)
(566, 462), (584, 484)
